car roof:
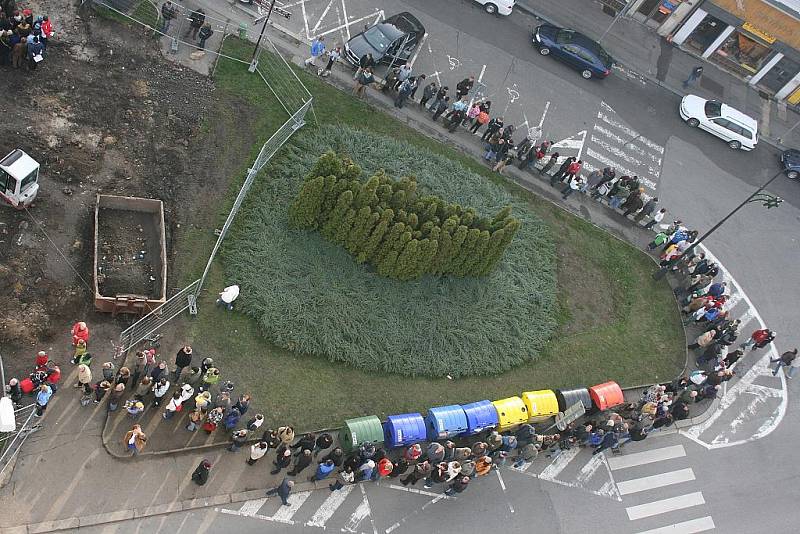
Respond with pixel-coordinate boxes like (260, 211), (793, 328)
(719, 102), (758, 130)
(384, 12), (425, 37)
(539, 24), (610, 61)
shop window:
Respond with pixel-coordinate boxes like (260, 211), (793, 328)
(712, 31), (772, 76)
(758, 56), (800, 94)
(684, 14), (726, 53)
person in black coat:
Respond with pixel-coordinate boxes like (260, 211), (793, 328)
(266, 477), (294, 506)
(271, 444), (292, 475)
(551, 157), (575, 186)
(320, 447), (344, 467)
(191, 459), (212, 486)
(288, 449), (313, 476)
(174, 345), (193, 382)
(314, 433), (334, 456)
(291, 433), (316, 455)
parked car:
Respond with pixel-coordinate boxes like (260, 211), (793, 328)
(781, 149), (800, 179)
(343, 12), (425, 67)
(472, 0), (515, 15)
(531, 24), (612, 79)
(679, 95), (758, 151)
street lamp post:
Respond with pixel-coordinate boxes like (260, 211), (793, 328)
(249, 0), (278, 72)
(653, 169), (784, 280)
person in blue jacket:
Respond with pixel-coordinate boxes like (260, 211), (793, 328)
(34, 383), (52, 416)
(309, 459), (336, 482)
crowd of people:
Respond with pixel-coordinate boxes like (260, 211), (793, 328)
(0, 4), (52, 70)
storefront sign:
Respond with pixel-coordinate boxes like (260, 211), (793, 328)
(660, 0), (678, 13)
(742, 21), (777, 44)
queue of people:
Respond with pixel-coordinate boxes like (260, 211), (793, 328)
(0, 5), (52, 70)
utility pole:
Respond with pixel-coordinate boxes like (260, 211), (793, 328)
(653, 170), (784, 280)
(249, 0), (277, 72)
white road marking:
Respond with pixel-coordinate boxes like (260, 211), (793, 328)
(575, 453), (604, 483)
(306, 484), (355, 527)
(598, 102), (664, 153)
(387, 484), (453, 499)
(625, 492), (706, 520)
(606, 445), (686, 471)
(342, 484), (377, 534)
(537, 447), (580, 480)
(315, 11), (382, 39)
(340, 0), (350, 40)
(271, 491), (311, 523)
(494, 469), (515, 514)
(467, 64), (487, 110)
(616, 468), (696, 495)
(590, 135), (661, 178)
(550, 130), (587, 164)
(584, 148), (658, 190)
(384, 493), (447, 533)
(301, 0), (310, 39)
(311, 0), (335, 34)
(633, 516), (716, 533)
(592, 124), (663, 165)
(681, 246), (787, 449)
(238, 498), (268, 516)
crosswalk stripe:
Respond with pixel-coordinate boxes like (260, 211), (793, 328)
(538, 447), (581, 480)
(238, 498), (267, 516)
(592, 124), (663, 165)
(633, 515), (716, 533)
(271, 490), (311, 523)
(617, 468), (696, 495)
(584, 148), (658, 190)
(607, 445), (686, 471)
(597, 104), (664, 154)
(590, 135), (661, 178)
(306, 484), (355, 527)
(626, 492), (706, 520)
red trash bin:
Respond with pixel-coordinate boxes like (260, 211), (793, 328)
(588, 381), (624, 411)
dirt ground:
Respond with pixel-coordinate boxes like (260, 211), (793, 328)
(0, 3), (254, 379)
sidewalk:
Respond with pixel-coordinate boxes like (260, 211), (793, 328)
(516, 0), (800, 149)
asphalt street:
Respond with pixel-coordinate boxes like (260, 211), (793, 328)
(6, 2), (800, 533)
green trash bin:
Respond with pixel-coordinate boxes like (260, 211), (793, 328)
(238, 23), (248, 40)
(339, 415), (384, 453)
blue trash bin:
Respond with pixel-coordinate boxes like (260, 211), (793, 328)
(460, 400), (499, 436)
(425, 405), (468, 441)
(383, 413), (426, 448)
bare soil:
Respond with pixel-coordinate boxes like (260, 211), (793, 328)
(0, 5), (255, 378)
(96, 208), (162, 298)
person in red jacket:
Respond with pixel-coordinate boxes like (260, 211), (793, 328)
(71, 321), (89, 347)
(740, 328), (776, 352)
(34, 351), (49, 371)
(563, 159), (583, 183)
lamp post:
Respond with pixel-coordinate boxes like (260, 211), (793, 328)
(249, 0), (277, 72)
(653, 170), (784, 280)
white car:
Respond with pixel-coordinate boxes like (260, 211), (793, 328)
(473, 0), (515, 16)
(679, 95), (758, 151)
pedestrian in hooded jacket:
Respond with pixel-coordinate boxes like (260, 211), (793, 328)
(314, 433), (333, 456)
(771, 349), (798, 377)
(71, 321), (90, 348)
(223, 408), (241, 430)
(75, 364), (92, 390)
(152, 377), (170, 407)
(192, 459), (212, 486)
(173, 345), (192, 382)
(228, 429), (249, 452)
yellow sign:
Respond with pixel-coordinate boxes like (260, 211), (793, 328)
(742, 21), (777, 44)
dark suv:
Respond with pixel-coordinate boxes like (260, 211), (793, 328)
(782, 149), (800, 180)
(532, 24), (613, 79)
(344, 12), (426, 67)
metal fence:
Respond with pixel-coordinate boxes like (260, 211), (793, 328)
(0, 404), (37, 483)
(119, 279), (201, 351)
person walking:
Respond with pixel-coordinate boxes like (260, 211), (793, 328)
(740, 328), (776, 352)
(216, 284), (239, 310)
(537, 152), (559, 176)
(682, 66), (703, 89)
(304, 36), (326, 69)
(248, 441), (269, 465)
(330, 466), (355, 491)
(266, 477), (294, 506)
(771, 349), (798, 377)
(123, 424), (147, 456)
(191, 459), (212, 486)
(33, 383), (52, 417)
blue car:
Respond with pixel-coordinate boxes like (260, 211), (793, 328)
(532, 24), (613, 79)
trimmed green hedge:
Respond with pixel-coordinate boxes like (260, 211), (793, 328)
(224, 125), (558, 377)
(288, 151), (521, 280)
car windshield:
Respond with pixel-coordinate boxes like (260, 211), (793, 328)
(20, 168), (38, 191)
(704, 100), (722, 118)
(363, 26), (392, 52)
(555, 29), (574, 44)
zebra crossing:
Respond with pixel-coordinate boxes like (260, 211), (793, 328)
(608, 443), (715, 533)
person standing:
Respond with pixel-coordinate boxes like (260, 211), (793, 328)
(394, 76), (413, 108)
(74, 364), (92, 390)
(419, 80), (437, 108)
(266, 477), (294, 506)
(304, 36), (326, 69)
(186, 8), (205, 41)
(123, 424), (147, 456)
(309, 459), (336, 482)
(320, 45), (340, 77)
(428, 85), (449, 111)
(186, 408), (204, 431)
(354, 52), (374, 80)
(191, 459), (212, 485)
(152, 377), (170, 407)
(288, 449), (313, 476)
(173, 345), (192, 382)
(645, 207), (667, 230)
(635, 196), (658, 223)
(216, 284), (239, 311)
(445, 475), (470, 496)
(353, 67), (374, 98)
(330, 466), (355, 491)
(561, 174), (584, 200)
(160, 1), (176, 33)
(740, 328), (776, 352)
(771, 348), (798, 377)
(229, 429), (249, 452)
(392, 63), (412, 90)
(271, 445), (293, 474)
(481, 116), (503, 142)
(409, 73), (425, 100)
(455, 75), (475, 99)
(197, 22), (213, 50)
(400, 460), (431, 486)
(33, 383), (52, 417)
(248, 441), (269, 465)
(682, 66), (703, 89)
(551, 157), (575, 186)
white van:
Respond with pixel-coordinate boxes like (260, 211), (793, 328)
(679, 95), (758, 151)
(473, 0), (515, 16)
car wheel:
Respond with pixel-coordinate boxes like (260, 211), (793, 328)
(581, 69), (592, 79)
(484, 3), (498, 14)
(539, 47), (550, 56)
(787, 170), (799, 180)
(687, 118), (700, 127)
(728, 140), (742, 150)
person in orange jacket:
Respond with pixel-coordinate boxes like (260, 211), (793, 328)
(376, 457), (393, 479)
(71, 321), (89, 347)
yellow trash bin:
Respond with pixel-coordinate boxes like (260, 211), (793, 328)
(491, 396), (528, 431)
(522, 390), (560, 423)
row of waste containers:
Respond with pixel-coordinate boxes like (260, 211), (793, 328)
(340, 381), (625, 452)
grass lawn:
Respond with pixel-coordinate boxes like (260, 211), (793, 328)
(173, 39), (685, 431)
